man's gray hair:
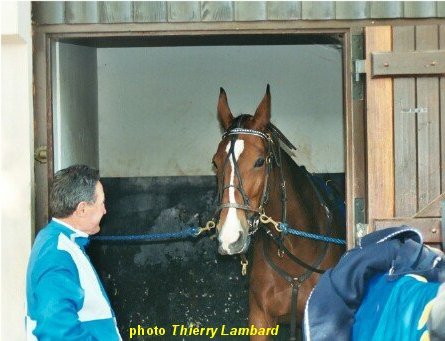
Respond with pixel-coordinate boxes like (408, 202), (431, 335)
(50, 164), (100, 218)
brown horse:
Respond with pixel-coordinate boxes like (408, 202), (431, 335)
(212, 85), (345, 340)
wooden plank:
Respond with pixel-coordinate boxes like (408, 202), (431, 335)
(416, 25), (441, 211)
(33, 30), (50, 229)
(65, 1), (98, 24)
(346, 27), (366, 248)
(374, 218), (442, 244)
(346, 100), (366, 234)
(32, 1), (65, 24)
(302, 1), (335, 20)
(404, 1), (437, 18)
(393, 26), (417, 217)
(349, 31), (366, 214)
(30, 2), (445, 25)
(366, 26), (394, 222)
(168, 1), (200, 22)
(267, 1), (301, 20)
(98, 1), (132, 23)
(234, 1), (266, 21)
(372, 51), (445, 77)
(442, 201), (445, 249)
(441, 25), (445, 193)
(201, 1), (233, 22)
(415, 193), (445, 217)
(370, 1), (403, 19)
(335, 1), (369, 20)
(352, 33), (365, 100)
(438, 2), (445, 18)
(134, 1), (167, 22)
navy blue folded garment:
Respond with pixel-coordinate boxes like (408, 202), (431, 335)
(303, 226), (445, 341)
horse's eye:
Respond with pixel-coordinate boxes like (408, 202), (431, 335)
(254, 158), (265, 168)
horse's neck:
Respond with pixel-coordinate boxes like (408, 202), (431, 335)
(267, 150), (325, 233)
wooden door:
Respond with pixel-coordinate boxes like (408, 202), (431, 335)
(365, 25), (445, 248)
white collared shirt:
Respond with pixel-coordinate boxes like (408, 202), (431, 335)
(52, 217), (89, 240)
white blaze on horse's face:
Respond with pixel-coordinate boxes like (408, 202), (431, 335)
(218, 139), (246, 255)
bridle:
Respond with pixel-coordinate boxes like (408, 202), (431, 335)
(215, 118), (296, 235)
(216, 128), (270, 234)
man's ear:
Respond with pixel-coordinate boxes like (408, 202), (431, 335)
(75, 201), (88, 216)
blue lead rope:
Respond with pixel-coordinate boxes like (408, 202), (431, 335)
(90, 222), (345, 245)
(279, 222), (346, 245)
(91, 226), (201, 242)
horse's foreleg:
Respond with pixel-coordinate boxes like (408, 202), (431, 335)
(249, 292), (277, 341)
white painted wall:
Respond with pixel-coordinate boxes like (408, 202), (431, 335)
(53, 42), (99, 172)
(1, 1), (33, 340)
(97, 44), (344, 177)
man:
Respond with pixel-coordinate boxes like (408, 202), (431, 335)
(26, 165), (121, 340)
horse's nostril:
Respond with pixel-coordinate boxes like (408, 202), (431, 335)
(229, 232), (245, 253)
(218, 245), (228, 255)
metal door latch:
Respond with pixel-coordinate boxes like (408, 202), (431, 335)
(34, 146), (47, 164)
(355, 60), (366, 82)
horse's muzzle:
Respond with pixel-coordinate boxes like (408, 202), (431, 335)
(218, 233), (251, 255)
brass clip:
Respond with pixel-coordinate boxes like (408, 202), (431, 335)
(259, 213), (282, 232)
(196, 220), (216, 236)
(240, 255), (248, 276)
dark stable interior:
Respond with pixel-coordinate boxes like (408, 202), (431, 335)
(89, 173), (344, 340)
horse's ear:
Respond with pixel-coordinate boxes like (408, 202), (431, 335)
(253, 84), (271, 130)
(217, 87), (234, 130)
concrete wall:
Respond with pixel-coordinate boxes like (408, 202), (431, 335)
(53, 42), (99, 172)
(1, 1), (33, 340)
(97, 44), (344, 177)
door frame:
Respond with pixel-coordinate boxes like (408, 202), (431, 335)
(33, 22), (363, 248)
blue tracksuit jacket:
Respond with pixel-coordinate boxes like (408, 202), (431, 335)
(26, 219), (121, 340)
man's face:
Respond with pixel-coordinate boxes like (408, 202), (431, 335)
(83, 181), (107, 235)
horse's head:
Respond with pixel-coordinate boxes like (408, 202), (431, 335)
(212, 85), (273, 255)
